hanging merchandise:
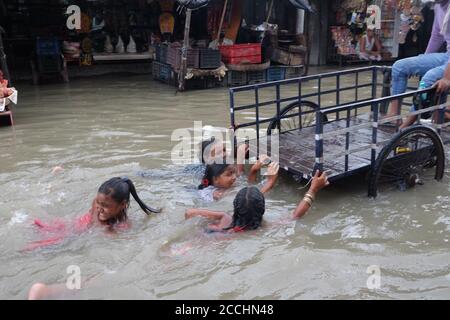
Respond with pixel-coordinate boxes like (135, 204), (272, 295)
(116, 36), (125, 53)
(366, 5), (381, 30)
(104, 35), (114, 53)
(63, 41), (81, 61)
(127, 36), (137, 53)
(80, 37), (93, 66)
(77, 12), (92, 34)
(92, 15), (105, 32)
(159, 12), (175, 35)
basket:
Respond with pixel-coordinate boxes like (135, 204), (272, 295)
(159, 62), (172, 83)
(36, 38), (60, 56)
(219, 43), (261, 58)
(159, 44), (169, 63)
(247, 70), (266, 84)
(285, 65), (305, 79)
(37, 55), (62, 73)
(222, 55), (261, 65)
(172, 48), (200, 71)
(152, 61), (161, 80)
(199, 49), (221, 69)
(266, 67), (286, 82)
(226, 70), (247, 87)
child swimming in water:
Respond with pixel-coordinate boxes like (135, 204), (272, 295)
(27, 177), (161, 250)
(187, 170), (329, 232)
(198, 156), (279, 202)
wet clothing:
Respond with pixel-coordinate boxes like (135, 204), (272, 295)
(198, 186), (219, 202)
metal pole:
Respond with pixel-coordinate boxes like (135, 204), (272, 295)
(0, 26), (12, 86)
(178, 9), (192, 92)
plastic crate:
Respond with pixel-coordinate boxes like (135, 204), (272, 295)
(152, 61), (161, 79)
(266, 67), (286, 82)
(36, 38), (60, 56)
(222, 55), (262, 65)
(199, 49), (221, 69)
(226, 70), (247, 87)
(247, 70), (266, 84)
(171, 48), (200, 70)
(159, 44), (169, 63)
(219, 43), (261, 58)
(155, 45), (161, 62)
(159, 63), (172, 82)
(166, 44), (179, 67)
(37, 55), (62, 73)
(285, 65), (305, 79)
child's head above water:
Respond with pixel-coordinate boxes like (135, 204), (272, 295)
(228, 187), (265, 231)
(199, 163), (237, 190)
(94, 177), (161, 225)
(200, 137), (227, 164)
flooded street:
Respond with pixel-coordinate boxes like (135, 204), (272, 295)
(0, 72), (449, 299)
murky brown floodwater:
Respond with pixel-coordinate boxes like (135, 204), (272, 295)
(0, 69), (449, 300)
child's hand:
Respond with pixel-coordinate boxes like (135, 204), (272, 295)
(310, 171), (330, 193)
(185, 209), (196, 220)
(236, 143), (249, 162)
(267, 162), (279, 177)
(253, 154), (270, 171)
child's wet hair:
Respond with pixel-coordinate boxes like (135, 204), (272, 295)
(226, 187), (265, 231)
(98, 177), (161, 215)
(198, 163), (232, 189)
(200, 137), (216, 164)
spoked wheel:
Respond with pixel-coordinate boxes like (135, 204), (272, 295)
(368, 125), (445, 197)
(267, 101), (328, 135)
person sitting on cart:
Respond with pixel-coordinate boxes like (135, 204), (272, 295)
(385, 0), (450, 128)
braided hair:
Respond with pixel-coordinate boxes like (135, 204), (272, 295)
(225, 187), (265, 231)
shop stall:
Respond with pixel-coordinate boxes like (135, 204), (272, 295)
(328, 0), (430, 66)
(3, 0), (312, 90)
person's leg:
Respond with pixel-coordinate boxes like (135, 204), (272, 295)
(386, 53), (450, 118)
(400, 64), (447, 129)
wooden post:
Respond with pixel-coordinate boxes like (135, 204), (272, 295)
(265, 0), (274, 24)
(0, 26), (12, 86)
(178, 9), (192, 92)
(215, 0), (229, 47)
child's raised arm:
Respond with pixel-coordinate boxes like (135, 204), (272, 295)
(292, 171), (329, 219)
(260, 162), (279, 194)
(236, 143), (249, 176)
(185, 209), (227, 221)
(248, 155), (270, 183)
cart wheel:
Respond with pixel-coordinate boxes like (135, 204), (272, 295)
(368, 125), (445, 197)
(267, 101), (327, 135)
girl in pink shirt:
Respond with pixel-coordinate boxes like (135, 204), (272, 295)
(27, 177), (161, 251)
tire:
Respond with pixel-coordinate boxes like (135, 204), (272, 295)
(267, 101), (327, 135)
(368, 125), (445, 197)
